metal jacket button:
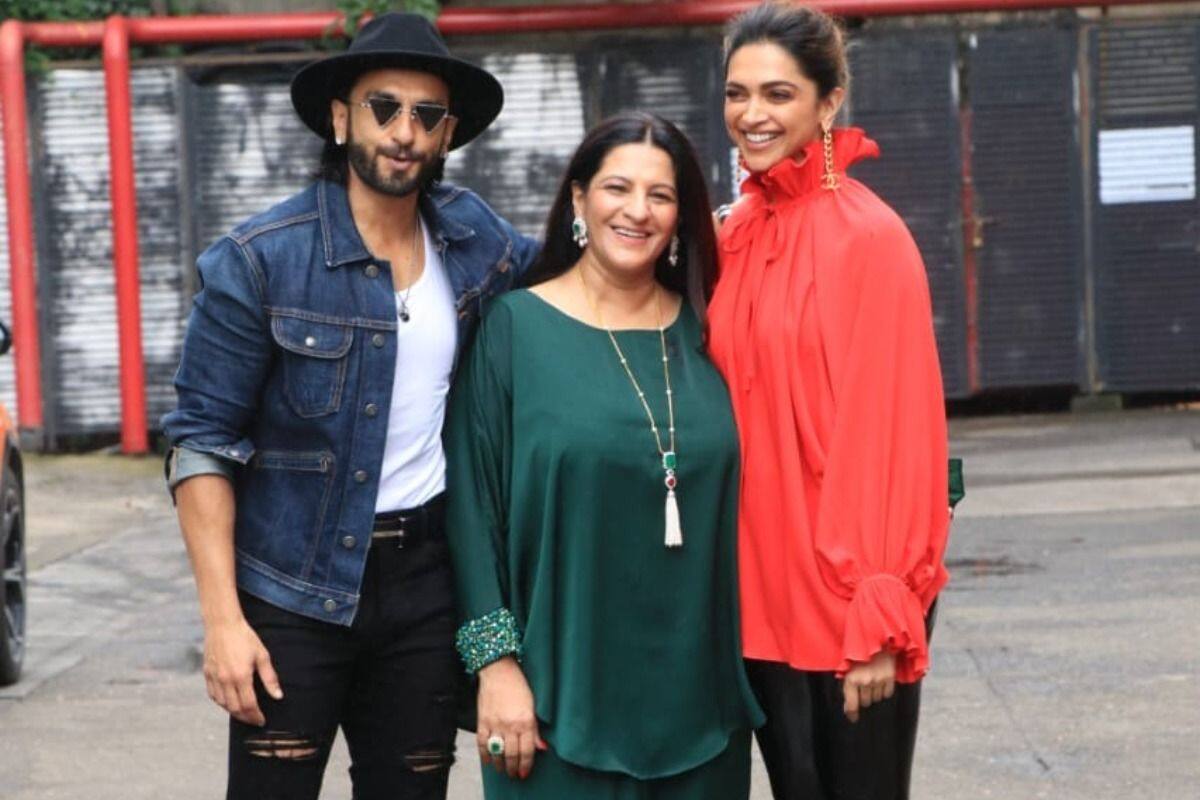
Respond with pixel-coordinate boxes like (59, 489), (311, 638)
(323, 599), (337, 613)
(364, 403), (378, 417)
(304, 335), (317, 347)
(365, 264), (380, 278)
(354, 469), (368, 483)
(341, 535), (356, 549)
(371, 333), (385, 347)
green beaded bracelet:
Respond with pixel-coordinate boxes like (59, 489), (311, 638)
(456, 607), (523, 673)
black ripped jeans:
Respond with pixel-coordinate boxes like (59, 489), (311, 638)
(227, 533), (460, 800)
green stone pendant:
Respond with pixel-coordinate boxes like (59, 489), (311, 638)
(662, 451), (677, 470)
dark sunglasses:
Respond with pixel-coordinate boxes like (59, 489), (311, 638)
(357, 97), (452, 134)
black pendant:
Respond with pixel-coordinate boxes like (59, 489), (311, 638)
(399, 309), (411, 323)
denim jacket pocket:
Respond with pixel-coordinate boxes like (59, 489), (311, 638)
(270, 313), (354, 418)
(239, 449), (336, 582)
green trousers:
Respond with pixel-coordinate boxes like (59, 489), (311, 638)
(481, 729), (752, 800)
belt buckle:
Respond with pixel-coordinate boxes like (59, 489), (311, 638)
(394, 517), (409, 549)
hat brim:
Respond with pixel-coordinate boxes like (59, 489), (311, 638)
(290, 51), (503, 151)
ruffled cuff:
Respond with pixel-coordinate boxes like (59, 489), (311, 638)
(838, 573), (929, 683)
(456, 607), (523, 674)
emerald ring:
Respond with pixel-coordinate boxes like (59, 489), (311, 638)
(486, 735), (505, 757)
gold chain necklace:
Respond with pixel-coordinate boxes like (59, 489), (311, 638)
(578, 268), (683, 548)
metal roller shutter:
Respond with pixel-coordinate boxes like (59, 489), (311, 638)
(35, 66), (184, 437)
(442, 48), (585, 238)
(847, 28), (969, 398)
(969, 25), (1084, 389)
(1091, 20), (1200, 390)
(0, 111), (18, 415)
(590, 34), (729, 197)
(187, 67), (321, 255)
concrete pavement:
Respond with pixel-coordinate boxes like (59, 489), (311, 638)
(0, 408), (1197, 798)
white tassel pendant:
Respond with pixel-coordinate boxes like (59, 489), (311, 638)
(663, 455), (683, 548)
(664, 489), (683, 548)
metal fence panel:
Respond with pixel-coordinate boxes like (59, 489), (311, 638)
(592, 35), (729, 198)
(35, 66), (184, 437)
(443, 48), (585, 238)
(188, 65), (322, 256)
(1091, 20), (1200, 390)
(846, 28), (969, 398)
(0, 109), (18, 417)
(969, 25), (1085, 389)
(446, 33), (726, 239)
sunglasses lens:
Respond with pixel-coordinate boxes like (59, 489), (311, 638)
(368, 98), (401, 127)
(413, 103), (449, 133)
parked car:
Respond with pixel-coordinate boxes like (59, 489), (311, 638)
(0, 320), (24, 686)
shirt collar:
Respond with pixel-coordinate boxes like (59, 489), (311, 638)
(317, 180), (476, 269)
(317, 179), (372, 269)
(741, 127), (880, 204)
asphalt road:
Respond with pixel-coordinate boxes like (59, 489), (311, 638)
(1, 409), (1197, 799)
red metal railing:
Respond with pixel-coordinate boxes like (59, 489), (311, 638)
(0, 0), (1168, 451)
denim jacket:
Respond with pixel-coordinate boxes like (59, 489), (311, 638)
(161, 179), (538, 625)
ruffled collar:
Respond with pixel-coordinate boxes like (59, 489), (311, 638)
(740, 127), (880, 204)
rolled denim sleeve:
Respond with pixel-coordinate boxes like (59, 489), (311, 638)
(165, 446), (237, 498)
(161, 236), (271, 485)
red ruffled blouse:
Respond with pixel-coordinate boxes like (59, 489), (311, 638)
(708, 128), (950, 683)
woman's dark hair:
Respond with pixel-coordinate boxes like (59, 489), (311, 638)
(724, 2), (849, 98)
(523, 112), (718, 324)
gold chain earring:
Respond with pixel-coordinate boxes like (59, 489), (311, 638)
(821, 124), (840, 191)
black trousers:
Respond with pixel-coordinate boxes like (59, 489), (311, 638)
(226, 530), (460, 800)
(746, 604), (936, 800)
(745, 660), (921, 800)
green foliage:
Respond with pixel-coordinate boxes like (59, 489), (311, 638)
(402, 0), (440, 21)
(324, 0), (439, 51)
(2, 0), (159, 71)
(0, 0), (156, 21)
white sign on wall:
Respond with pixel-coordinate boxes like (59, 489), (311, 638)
(1098, 125), (1195, 205)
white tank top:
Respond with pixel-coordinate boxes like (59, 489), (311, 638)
(374, 214), (458, 512)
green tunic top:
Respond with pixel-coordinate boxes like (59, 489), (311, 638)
(445, 289), (763, 780)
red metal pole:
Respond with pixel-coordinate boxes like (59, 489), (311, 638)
(23, 21), (104, 47)
(102, 16), (148, 455)
(0, 21), (44, 435)
(126, 13), (346, 44)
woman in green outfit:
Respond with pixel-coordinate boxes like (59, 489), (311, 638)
(444, 112), (764, 799)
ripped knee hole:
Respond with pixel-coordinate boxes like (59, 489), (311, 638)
(244, 730), (322, 761)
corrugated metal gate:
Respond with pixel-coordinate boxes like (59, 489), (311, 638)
(4, 14), (1200, 445)
(969, 24), (1085, 389)
(0, 110), (18, 414)
(589, 34), (730, 197)
(1090, 20), (1200, 390)
(186, 64), (322, 254)
(445, 32), (728, 238)
(442, 46), (585, 237)
(846, 27), (969, 398)
(32, 67), (185, 439)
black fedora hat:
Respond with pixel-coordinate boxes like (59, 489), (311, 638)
(291, 12), (503, 151)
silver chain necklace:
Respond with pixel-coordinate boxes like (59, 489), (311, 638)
(396, 216), (422, 323)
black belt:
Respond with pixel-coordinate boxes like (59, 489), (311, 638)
(371, 493), (445, 549)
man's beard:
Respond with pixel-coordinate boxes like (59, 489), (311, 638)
(346, 130), (441, 198)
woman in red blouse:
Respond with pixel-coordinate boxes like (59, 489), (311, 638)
(707, 4), (951, 799)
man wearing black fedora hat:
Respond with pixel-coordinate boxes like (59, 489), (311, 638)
(163, 12), (538, 799)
